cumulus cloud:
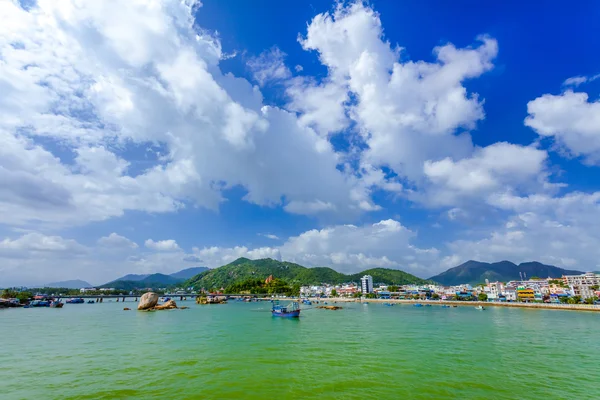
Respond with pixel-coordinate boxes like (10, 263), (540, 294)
(145, 239), (181, 252)
(526, 90), (600, 164)
(0, 0), (378, 228)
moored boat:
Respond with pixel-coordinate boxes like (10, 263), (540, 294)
(66, 298), (85, 304)
(87, 300), (95, 304)
(413, 303), (423, 307)
(272, 301), (300, 318)
(50, 300), (63, 308)
(475, 305), (485, 310)
(29, 300), (50, 307)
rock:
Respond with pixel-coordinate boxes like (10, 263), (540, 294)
(153, 299), (178, 310)
(137, 292), (159, 310)
(123, 307), (131, 311)
(317, 305), (343, 310)
(180, 306), (189, 310)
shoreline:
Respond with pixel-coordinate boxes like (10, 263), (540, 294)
(305, 297), (600, 312)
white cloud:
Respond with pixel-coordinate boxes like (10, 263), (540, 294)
(563, 74), (600, 87)
(97, 233), (138, 249)
(419, 142), (549, 206)
(145, 239), (181, 252)
(260, 233), (280, 240)
(0, 0), (379, 229)
(298, 2), (498, 182)
(526, 90), (600, 164)
(247, 47), (291, 86)
(294, 65), (303, 72)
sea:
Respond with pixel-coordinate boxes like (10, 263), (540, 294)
(1, 300), (599, 399)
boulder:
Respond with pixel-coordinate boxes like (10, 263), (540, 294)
(154, 299), (178, 310)
(137, 292), (159, 310)
(123, 307), (131, 311)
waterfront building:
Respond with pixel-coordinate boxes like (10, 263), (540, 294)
(563, 273), (600, 299)
(361, 275), (374, 294)
(80, 287), (97, 293)
(517, 287), (535, 302)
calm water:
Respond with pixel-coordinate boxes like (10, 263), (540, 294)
(1, 300), (599, 399)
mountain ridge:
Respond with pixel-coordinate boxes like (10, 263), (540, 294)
(429, 260), (584, 286)
(44, 279), (92, 289)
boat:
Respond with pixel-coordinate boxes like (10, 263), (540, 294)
(271, 301), (300, 318)
(441, 305), (451, 308)
(384, 303), (394, 306)
(49, 300), (63, 308)
(413, 303), (423, 307)
(475, 305), (485, 310)
(87, 300), (95, 304)
(29, 300), (50, 307)
(66, 298), (85, 304)
(425, 304), (432, 307)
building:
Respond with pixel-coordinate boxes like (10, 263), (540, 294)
(361, 275), (373, 294)
(563, 273), (600, 299)
(517, 287), (535, 302)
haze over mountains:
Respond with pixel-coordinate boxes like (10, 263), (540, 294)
(44, 280), (93, 289)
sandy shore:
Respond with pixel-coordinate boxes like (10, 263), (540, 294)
(304, 297), (600, 312)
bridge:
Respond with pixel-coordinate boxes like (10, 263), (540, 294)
(55, 293), (288, 302)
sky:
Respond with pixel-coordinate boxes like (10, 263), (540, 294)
(1, 0), (600, 286)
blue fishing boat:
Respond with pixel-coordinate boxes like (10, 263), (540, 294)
(441, 305), (451, 308)
(413, 303), (423, 307)
(384, 303), (394, 306)
(50, 300), (63, 308)
(66, 298), (85, 304)
(29, 300), (50, 307)
(272, 301), (300, 318)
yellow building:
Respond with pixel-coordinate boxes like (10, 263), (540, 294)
(517, 288), (535, 302)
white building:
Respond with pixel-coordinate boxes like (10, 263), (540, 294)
(361, 275), (373, 294)
(80, 287), (97, 293)
(563, 273), (600, 299)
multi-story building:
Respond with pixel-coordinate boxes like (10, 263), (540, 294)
(563, 273), (600, 299)
(361, 275), (373, 294)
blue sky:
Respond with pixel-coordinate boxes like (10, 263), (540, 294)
(1, 0), (600, 286)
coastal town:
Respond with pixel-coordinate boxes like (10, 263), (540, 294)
(297, 272), (600, 304)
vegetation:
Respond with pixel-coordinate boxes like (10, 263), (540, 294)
(99, 274), (184, 291)
(224, 278), (299, 296)
(330, 289), (337, 297)
(2, 289), (33, 303)
(184, 258), (432, 289)
(478, 293), (488, 301)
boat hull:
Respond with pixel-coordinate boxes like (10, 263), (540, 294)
(272, 310), (300, 318)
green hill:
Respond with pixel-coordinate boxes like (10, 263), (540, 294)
(184, 258), (431, 289)
(100, 273), (184, 291)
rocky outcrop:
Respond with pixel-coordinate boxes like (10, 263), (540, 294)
(123, 307), (131, 311)
(137, 292), (159, 310)
(317, 305), (343, 310)
(153, 299), (178, 310)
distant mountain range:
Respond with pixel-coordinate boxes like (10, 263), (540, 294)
(99, 267), (209, 290)
(184, 257), (432, 289)
(44, 279), (92, 289)
(429, 260), (584, 286)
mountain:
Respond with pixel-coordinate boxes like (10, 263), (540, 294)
(113, 274), (150, 282)
(169, 267), (209, 280)
(184, 258), (432, 289)
(100, 273), (184, 290)
(45, 279), (92, 289)
(429, 260), (584, 286)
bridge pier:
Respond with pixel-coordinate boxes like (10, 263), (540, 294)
(123, 297), (125, 302)
(116, 298), (119, 302)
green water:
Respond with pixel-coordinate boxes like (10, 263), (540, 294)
(2, 300), (599, 399)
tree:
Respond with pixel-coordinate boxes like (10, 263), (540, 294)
(388, 285), (399, 292)
(431, 293), (440, 300)
(478, 293), (488, 301)
(330, 289), (337, 297)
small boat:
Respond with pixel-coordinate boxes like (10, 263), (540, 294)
(384, 303), (394, 306)
(272, 301), (300, 318)
(475, 305), (485, 310)
(441, 305), (451, 308)
(413, 303), (423, 307)
(363, 302), (369, 305)
(49, 300), (63, 308)
(425, 304), (432, 307)
(29, 300), (50, 307)
(66, 298), (85, 304)
(87, 300), (95, 304)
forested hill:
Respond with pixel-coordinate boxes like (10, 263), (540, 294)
(184, 258), (431, 289)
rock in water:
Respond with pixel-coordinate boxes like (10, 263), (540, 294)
(137, 292), (159, 310)
(154, 299), (178, 310)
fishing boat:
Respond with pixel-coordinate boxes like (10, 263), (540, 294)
(384, 303), (394, 306)
(49, 300), (63, 308)
(441, 305), (451, 308)
(66, 298), (85, 304)
(87, 300), (95, 304)
(272, 301), (300, 318)
(29, 300), (50, 307)
(475, 305), (485, 310)
(413, 303), (423, 307)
